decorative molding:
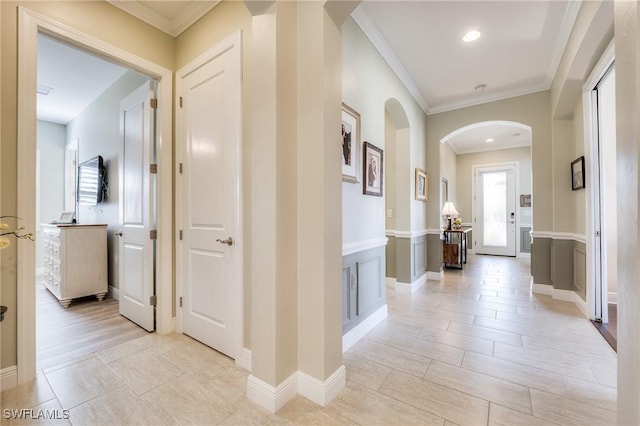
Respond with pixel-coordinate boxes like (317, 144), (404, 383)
(351, 7), (430, 114)
(342, 237), (388, 256)
(385, 229), (428, 238)
(531, 231), (554, 239)
(532, 282), (553, 295)
(427, 271), (444, 281)
(1, 366), (18, 392)
(299, 366), (346, 407)
(608, 292), (618, 305)
(395, 272), (427, 294)
(247, 372), (299, 414)
(343, 304), (388, 352)
(545, 0), (583, 88)
(106, 1), (220, 37)
(531, 231), (586, 243)
(247, 365), (346, 414)
(108, 285), (120, 301)
(235, 347), (252, 372)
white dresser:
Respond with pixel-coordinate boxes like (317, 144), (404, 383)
(41, 224), (108, 307)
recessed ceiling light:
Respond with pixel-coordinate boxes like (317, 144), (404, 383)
(463, 30), (481, 43)
(485, 138), (494, 143)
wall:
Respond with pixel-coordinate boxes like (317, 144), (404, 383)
(35, 121), (66, 271)
(1, 0), (173, 369)
(66, 70), (150, 290)
(440, 142), (456, 228)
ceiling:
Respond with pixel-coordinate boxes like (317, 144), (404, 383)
(38, 0), (581, 152)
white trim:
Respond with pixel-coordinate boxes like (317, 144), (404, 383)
(0, 366), (18, 392)
(351, 7), (429, 114)
(235, 347), (252, 372)
(108, 285), (120, 301)
(531, 231), (553, 239)
(531, 282), (589, 318)
(298, 366), (346, 407)
(529, 232), (586, 244)
(385, 277), (396, 290)
(385, 229), (428, 239)
(342, 304), (388, 353)
(518, 252), (531, 259)
(552, 232), (577, 241)
(342, 237), (388, 256)
(175, 31), (244, 362)
(36, 267), (45, 279)
(247, 372), (298, 414)
(17, 6), (174, 385)
(608, 292), (618, 304)
(395, 272), (427, 294)
(427, 270), (444, 281)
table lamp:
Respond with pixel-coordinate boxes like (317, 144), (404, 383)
(442, 202), (459, 230)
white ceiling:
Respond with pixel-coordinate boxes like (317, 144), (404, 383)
(38, 0), (581, 153)
(444, 122), (531, 155)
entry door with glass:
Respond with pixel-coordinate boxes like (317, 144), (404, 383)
(475, 164), (517, 256)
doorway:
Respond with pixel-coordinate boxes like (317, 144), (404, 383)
(473, 163), (517, 257)
(584, 41), (616, 348)
(17, 8), (173, 384)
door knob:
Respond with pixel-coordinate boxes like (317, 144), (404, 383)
(115, 231), (123, 237)
(216, 237), (234, 246)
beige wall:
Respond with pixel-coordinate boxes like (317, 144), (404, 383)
(426, 92), (551, 232)
(1, 0), (174, 369)
(572, 97), (587, 236)
(440, 142), (456, 228)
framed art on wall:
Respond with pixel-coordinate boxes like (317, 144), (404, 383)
(341, 103), (360, 183)
(363, 141), (383, 196)
(571, 156), (585, 190)
(415, 168), (428, 201)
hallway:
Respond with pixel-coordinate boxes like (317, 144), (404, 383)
(1, 255), (616, 425)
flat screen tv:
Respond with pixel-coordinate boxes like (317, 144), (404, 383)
(77, 155), (106, 205)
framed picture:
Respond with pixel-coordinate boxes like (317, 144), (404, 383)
(520, 194), (532, 207)
(571, 156), (585, 190)
(58, 211), (75, 224)
(415, 168), (428, 201)
(363, 142), (383, 196)
(341, 103), (360, 183)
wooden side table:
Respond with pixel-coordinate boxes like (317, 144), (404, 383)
(443, 227), (472, 269)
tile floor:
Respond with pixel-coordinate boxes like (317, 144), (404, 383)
(1, 255), (617, 425)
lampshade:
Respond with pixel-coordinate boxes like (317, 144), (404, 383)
(442, 202), (459, 217)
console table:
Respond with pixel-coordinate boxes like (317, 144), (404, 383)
(443, 227), (471, 269)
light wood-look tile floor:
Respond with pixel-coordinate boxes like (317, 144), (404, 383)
(2, 255), (617, 425)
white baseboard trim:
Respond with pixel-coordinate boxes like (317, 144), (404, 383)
(342, 304), (388, 353)
(395, 272), (427, 294)
(236, 347), (252, 372)
(108, 285), (119, 301)
(299, 366), (346, 407)
(518, 252), (531, 259)
(427, 270), (444, 281)
(247, 371), (298, 413)
(467, 249), (475, 255)
(385, 277), (396, 290)
(247, 365), (346, 413)
(608, 292), (618, 304)
(1, 366), (18, 391)
(532, 282), (588, 318)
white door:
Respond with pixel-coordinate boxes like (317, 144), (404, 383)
(118, 82), (155, 331)
(475, 165), (517, 256)
(178, 37), (241, 358)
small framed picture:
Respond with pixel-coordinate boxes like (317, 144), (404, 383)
(341, 103), (360, 183)
(363, 142), (383, 196)
(415, 168), (428, 202)
(571, 156), (585, 190)
(58, 211), (75, 224)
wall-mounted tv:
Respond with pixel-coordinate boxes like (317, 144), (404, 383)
(77, 155), (106, 205)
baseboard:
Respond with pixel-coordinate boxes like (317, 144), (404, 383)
(342, 304), (387, 353)
(518, 252), (531, 259)
(532, 281), (588, 318)
(108, 285), (119, 301)
(395, 272), (427, 294)
(608, 292), (618, 304)
(1, 366), (18, 392)
(36, 267), (45, 279)
(427, 270), (444, 281)
(298, 365), (346, 406)
(236, 347), (252, 372)
(385, 277), (396, 290)
(247, 371), (298, 413)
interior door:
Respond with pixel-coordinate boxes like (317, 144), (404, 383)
(475, 165), (517, 256)
(179, 38), (241, 358)
(118, 81), (155, 331)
